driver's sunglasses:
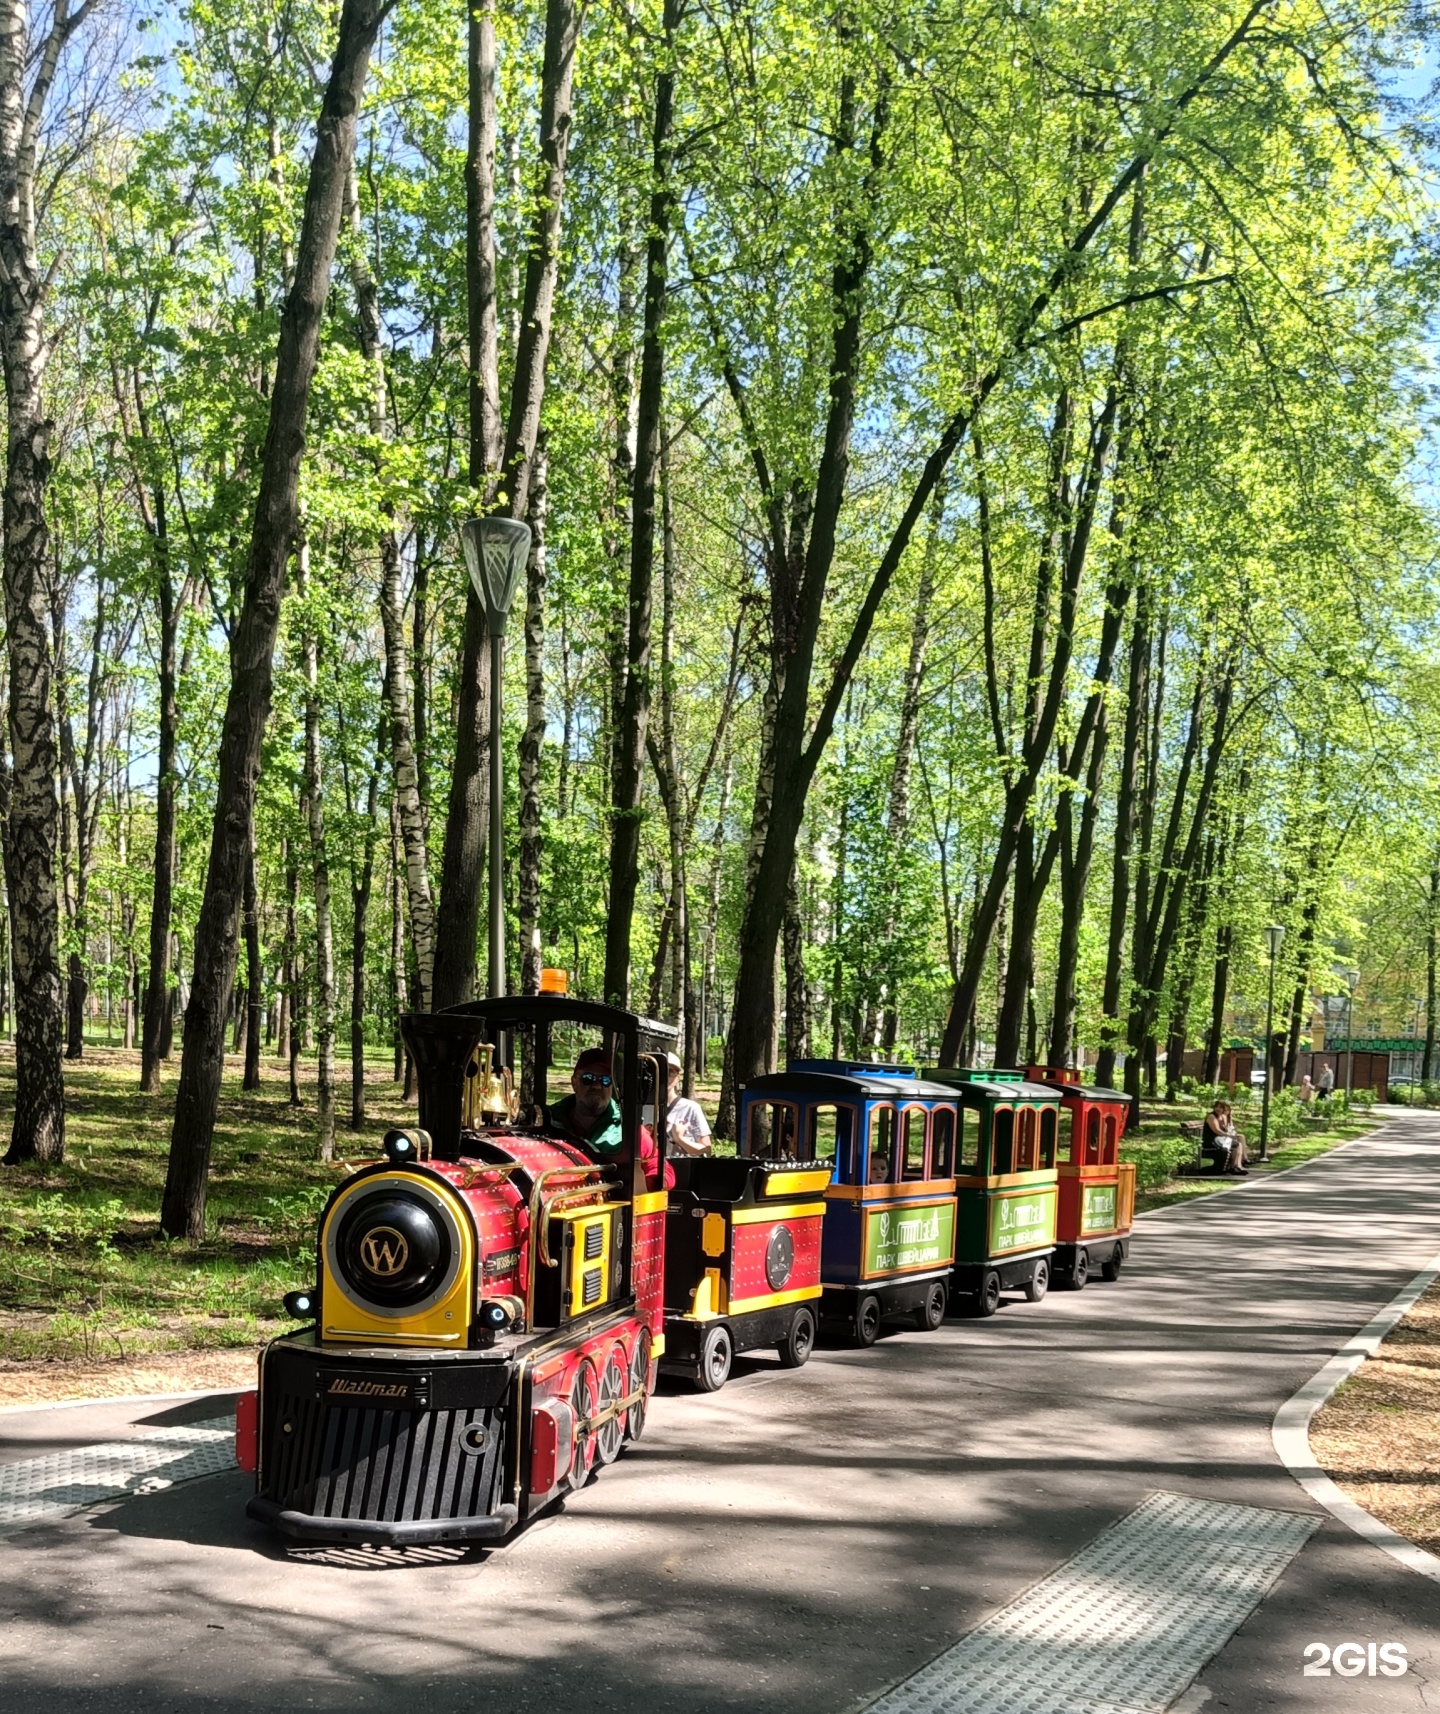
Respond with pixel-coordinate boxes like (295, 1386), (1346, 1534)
(579, 1072), (612, 1088)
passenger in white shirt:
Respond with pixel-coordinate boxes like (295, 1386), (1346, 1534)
(664, 1052), (712, 1156)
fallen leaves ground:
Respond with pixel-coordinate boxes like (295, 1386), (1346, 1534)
(1311, 1278), (1440, 1557)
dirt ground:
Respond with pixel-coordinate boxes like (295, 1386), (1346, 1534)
(1310, 1277), (1440, 1556)
(0, 1346), (260, 1408)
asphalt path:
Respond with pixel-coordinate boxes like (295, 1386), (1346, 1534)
(3, 1111), (1440, 1714)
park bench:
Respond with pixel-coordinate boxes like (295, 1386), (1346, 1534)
(1175, 1119), (1225, 1177)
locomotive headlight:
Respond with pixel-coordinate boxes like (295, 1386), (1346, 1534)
(335, 1190), (452, 1307)
(479, 1299), (512, 1332)
(282, 1290), (315, 1320)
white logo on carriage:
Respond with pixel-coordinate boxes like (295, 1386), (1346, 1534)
(878, 1208), (942, 1248)
(1304, 1642), (1407, 1677)
(997, 1199), (1045, 1230)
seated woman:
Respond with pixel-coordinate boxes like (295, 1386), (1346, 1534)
(1202, 1100), (1249, 1174)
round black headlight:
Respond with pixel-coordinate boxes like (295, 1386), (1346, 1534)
(336, 1191), (451, 1306)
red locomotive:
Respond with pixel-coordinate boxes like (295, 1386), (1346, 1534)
(241, 997), (674, 1546)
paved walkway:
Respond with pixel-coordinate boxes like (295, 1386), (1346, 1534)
(2, 1111), (1439, 1713)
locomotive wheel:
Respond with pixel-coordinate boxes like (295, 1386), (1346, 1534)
(974, 1272), (1002, 1318)
(695, 1323), (733, 1393)
(1069, 1249), (1090, 1291)
(1024, 1259), (1050, 1303)
(914, 1282), (947, 1331)
(593, 1349), (627, 1466)
(777, 1305), (817, 1369)
(853, 1294), (882, 1348)
(569, 1360), (601, 1485)
(625, 1329), (652, 1444)
(1101, 1248), (1123, 1283)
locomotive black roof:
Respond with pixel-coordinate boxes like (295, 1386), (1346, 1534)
(742, 1069), (1060, 1104)
(439, 994), (678, 1052)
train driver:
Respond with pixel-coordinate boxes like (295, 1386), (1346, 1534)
(553, 1046), (673, 1188)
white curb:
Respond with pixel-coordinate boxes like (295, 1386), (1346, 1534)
(1272, 1247), (1440, 1584)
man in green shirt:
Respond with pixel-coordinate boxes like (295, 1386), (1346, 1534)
(551, 1047), (623, 1156)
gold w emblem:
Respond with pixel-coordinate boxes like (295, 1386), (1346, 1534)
(360, 1226), (410, 1276)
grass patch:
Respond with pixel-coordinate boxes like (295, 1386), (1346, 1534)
(1129, 1091), (1377, 1212)
(0, 1044), (413, 1369)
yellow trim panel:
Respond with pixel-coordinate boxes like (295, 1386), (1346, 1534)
(728, 1283), (823, 1315)
(731, 1200), (826, 1226)
(632, 1190), (668, 1215)
(762, 1168), (833, 1197)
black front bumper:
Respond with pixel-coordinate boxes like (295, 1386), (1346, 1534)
(252, 1336), (516, 1547)
(247, 1494), (518, 1545)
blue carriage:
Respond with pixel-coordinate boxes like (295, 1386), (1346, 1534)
(737, 1060), (961, 1345)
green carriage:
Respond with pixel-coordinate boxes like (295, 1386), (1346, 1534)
(924, 1069), (1061, 1316)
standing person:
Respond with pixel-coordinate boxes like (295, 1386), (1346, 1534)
(1316, 1061), (1335, 1101)
(1202, 1099), (1249, 1174)
(1299, 1073), (1315, 1105)
(664, 1052), (713, 1157)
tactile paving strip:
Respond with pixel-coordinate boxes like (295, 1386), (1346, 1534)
(862, 1491), (1318, 1714)
(0, 1416), (235, 1534)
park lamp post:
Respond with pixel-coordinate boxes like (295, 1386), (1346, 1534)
(1259, 923), (1285, 1163)
(460, 515), (532, 1000)
(1344, 966), (1361, 1102)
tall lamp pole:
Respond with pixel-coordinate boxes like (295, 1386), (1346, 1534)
(1259, 923), (1285, 1162)
(460, 517), (532, 1000)
(1344, 967), (1360, 1102)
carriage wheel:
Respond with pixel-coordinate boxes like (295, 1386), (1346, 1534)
(695, 1322), (733, 1393)
(914, 1282), (947, 1331)
(625, 1329), (652, 1444)
(1024, 1258), (1050, 1303)
(1101, 1247), (1124, 1283)
(777, 1304), (817, 1368)
(974, 1271), (1001, 1318)
(569, 1359), (601, 1485)
(853, 1294), (882, 1347)
(593, 1348), (627, 1467)
(1070, 1249), (1090, 1291)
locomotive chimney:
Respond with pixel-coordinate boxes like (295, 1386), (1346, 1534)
(398, 1013), (490, 1159)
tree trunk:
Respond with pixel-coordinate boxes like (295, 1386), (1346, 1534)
(286, 847), (302, 1108)
(0, 0), (108, 1163)
(783, 867), (809, 1062)
(389, 796), (407, 1083)
(518, 434), (548, 996)
(435, 0), (579, 1010)
(379, 537), (434, 1011)
(603, 0), (681, 1005)
(161, 0), (387, 1238)
(300, 539), (335, 1160)
(1096, 585), (1150, 1088)
(344, 730), (379, 1127)
(242, 829), (262, 1090)
(1427, 854), (1439, 1083)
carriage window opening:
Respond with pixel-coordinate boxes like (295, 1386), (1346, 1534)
(958, 1109), (979, 1171)
(1039, 1107), (1057, 1168)
(1101, 1112), (1119, 1164)
(1054, 1108), (1074, 1165)
(991, 1107), (1015, 1174)
(868, 1106), (895, 1184)
(1085, 1109), (1101, 1165)
(1013, 1107), (1038, 1172)
(808, 1105), (856, 1176)
(746, 1101), (799, 1159)
(901, 1110), (927, 1179)
(931, 1108), (956, 1178)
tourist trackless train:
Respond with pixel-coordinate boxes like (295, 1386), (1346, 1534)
(237, 999), (1135, 1546)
